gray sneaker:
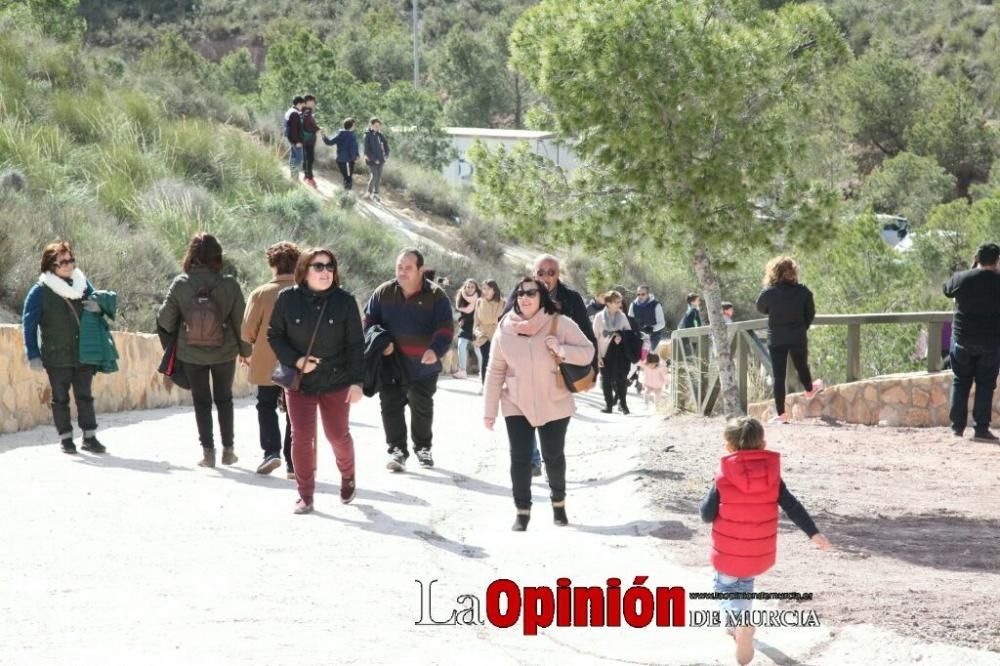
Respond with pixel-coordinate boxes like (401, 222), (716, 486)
(256, 455), (281, 475)
(415, 449), (434, 468)
(386, 447), (408, 472)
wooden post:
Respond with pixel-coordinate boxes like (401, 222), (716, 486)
(736, 332), (748, 412)
(927, 321), (944, 373)
(846, 323), (861, 383)
(670, 336), (680, 411)
(699, 334), (710, 414)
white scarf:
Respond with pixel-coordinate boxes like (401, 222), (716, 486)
(39, 268), (88, 300)
(601, 309), (629, 336)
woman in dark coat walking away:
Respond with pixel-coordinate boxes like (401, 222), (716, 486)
(157, 233), (252, 467)
(756, 256), (823, 423)
(268, 249), (365, 514)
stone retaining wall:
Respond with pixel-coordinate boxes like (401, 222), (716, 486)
(0, 325), (253, 435)
(748, 371), (983, 427)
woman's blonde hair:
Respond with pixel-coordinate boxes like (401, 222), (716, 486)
(603, 290), (623, 304)
(764, 256), (799, 287)
(723, 416), (765, 451)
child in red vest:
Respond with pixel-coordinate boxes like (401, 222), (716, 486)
(700, 416), (831, 665)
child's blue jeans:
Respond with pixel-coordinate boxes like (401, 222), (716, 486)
(713, 570), (755, 627)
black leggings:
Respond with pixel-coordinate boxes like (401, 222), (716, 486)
(770, 344), (813, 416)
(479, 340), (491, 383)
(504, 415), (568, 510)
(186, 360), (236, 449)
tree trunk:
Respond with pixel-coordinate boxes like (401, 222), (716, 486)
(691, 246), (743, 417)
(513, 74), (523, 129)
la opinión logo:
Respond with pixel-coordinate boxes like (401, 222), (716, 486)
(415, 577), (686, 635)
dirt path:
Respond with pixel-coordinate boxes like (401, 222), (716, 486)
(1, 379), (999, 664)
(641, 414), (1000, 655)
(310, 173), (536, 269)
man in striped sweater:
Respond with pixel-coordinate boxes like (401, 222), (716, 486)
(364, 249), (454, 471)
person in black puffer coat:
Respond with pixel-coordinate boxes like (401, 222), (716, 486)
(268, 248), (365, 514)
(756, 256), (822, 423)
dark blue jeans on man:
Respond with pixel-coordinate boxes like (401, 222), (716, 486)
(949, 342), (1000, 434)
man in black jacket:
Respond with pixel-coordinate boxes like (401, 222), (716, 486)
(943, 242), (1000, 442)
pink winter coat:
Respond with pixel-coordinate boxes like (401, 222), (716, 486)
(484, 310), (596, 427)
(641, 365), (668, 391)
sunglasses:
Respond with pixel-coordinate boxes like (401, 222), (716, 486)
(308, 262), (336, 273)
(536, 269), (558, 278)
(55, 258), (76, 267)
(516, 288), (540, 298)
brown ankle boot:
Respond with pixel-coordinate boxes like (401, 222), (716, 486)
(198, 448), (216, 468)
(221, 447), (238, 465)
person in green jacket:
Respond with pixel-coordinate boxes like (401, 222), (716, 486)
(21, 240), (107, 455)
(157, 233), (252, 468)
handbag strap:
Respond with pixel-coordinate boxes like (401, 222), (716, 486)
(302, 299), (329, 363)
(547, 315), (561, 367)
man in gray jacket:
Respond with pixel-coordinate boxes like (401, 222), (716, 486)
(364, 117), (390, 201)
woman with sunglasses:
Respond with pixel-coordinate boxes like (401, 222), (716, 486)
(483, 276), (595, 531)
(22, 240), (106, 454)
(268, 249), (364, 514)
(157, 233), (252, 468)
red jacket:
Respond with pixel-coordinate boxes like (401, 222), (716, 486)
(710, 449), (781, 578)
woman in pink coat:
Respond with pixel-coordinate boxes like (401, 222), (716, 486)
(483, 276), (596, 531)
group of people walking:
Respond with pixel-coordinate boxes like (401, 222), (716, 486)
(283, 94), (390, 199)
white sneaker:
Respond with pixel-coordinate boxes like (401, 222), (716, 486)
(768, 413), (788, 424)
(453, 370), (467, 379)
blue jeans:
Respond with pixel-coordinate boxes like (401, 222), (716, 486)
(456, 337), (481, 373)
(713, 570), (755, 627)
(949, 342), (1000, 433)
(289, 145), (303, 173)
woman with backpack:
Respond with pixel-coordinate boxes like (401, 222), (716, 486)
(157, 233), (252, 468)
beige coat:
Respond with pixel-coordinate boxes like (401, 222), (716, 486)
(241, 274), (295, 385)
(473, 297), (504, 347)
(484, 311), (595, 427)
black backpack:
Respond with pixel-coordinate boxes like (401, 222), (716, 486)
(184, 287), (225, 347)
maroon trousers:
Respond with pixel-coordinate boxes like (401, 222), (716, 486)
(286, 387), (355, 502)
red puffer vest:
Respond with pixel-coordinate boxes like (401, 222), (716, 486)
(710, 449), (781, 578)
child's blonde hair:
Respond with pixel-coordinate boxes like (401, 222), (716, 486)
(723, 416), (765, 451)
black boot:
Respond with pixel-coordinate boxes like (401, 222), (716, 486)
(81, 436), (106, 454)
(552, 501), (568, 526)
(61, 438), (77, 455)
(511, 510), (530, 532)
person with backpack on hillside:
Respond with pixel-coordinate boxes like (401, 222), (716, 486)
(241, 241), (300, 478)
(300, 94), (322, 189)
(700, 416), (831, 665)
(21, 240), (107, 455)
(943, 242), (1000, 442)
(756, 256), (823, 424)
(157, 233), (252, 468)
(363, 117), (390, 202)
(283, 96), (305, 182)
(321, 117), (360, 191)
